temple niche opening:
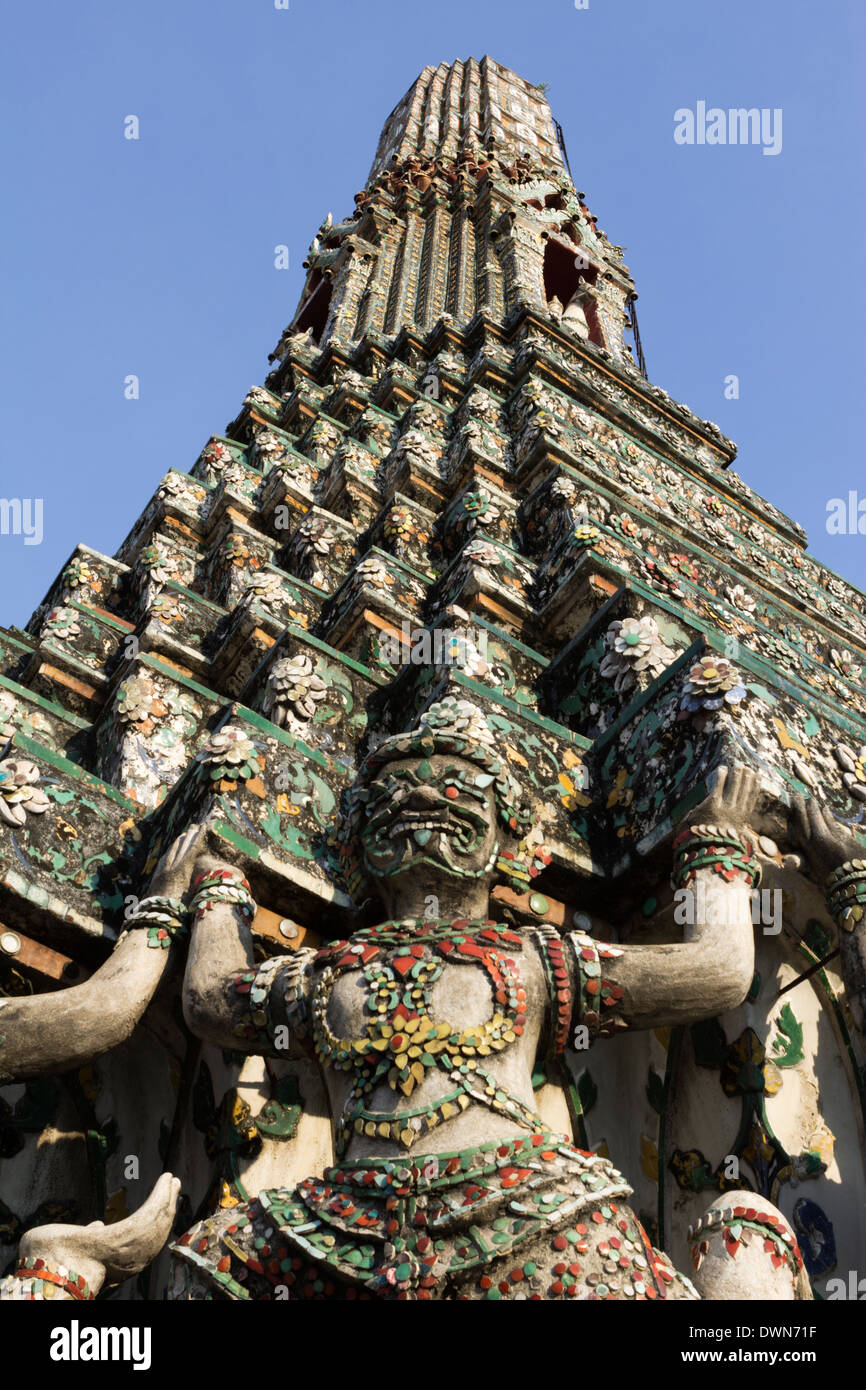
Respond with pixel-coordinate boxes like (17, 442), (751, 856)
(0, 54), (865, 1306)
(292, 268), (332, 343)
(542, 237), (602, 343)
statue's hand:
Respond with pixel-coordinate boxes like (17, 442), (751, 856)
(191, 850), (244, 880)
(148, 824), (208, 899)
(789, 790), (865, 885)
(18, 1172), (181, 1287)
(685, 764), (761, 836)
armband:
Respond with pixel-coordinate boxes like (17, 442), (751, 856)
(531, 924), (571, 1060)
(230, 949), (314, 1048)
(123, 894), (189, 948)
(566, 930), (626, 1041)
(688, 1204), (802, 1280)
(671, 823), (761, 891)
(6, 1259), (94, 1301)
(826, 858), (866, 933)
(190, 868), (255, 920)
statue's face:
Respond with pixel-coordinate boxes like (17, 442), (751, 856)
(360, 754), (500, 889)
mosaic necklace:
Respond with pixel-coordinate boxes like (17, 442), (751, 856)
(311, 918), (544, 1155)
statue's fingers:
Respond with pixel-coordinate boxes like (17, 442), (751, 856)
(179, 824), (207, 856)
(806, 795), (827, 839)
(727, 764), (745, 805)
(706, 764), (728, 803)
(193, 852), (235, 877)
(163, 1172), (181, 1208)
(167, 824), (204, 865)
(141, 1170), (180, 1216)
(723, 764), (748, 816)
(737, 765), (760, 817)
(165, 1176), (182, 1220)
(788, 791), (810, 846)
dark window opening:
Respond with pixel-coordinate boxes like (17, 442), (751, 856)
(542, 240), (603, 346)
(294, 270), (332, 343)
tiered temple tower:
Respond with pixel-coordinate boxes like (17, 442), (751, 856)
(2, 56), (865, 1296)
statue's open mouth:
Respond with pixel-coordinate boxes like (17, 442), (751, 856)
(388, 814), (452, 838)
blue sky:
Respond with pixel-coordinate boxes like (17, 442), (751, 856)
(2, 0), (865, 624)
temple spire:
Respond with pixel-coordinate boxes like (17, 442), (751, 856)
(284, 56), (635, 359)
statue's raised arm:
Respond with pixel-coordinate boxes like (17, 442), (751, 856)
(0, 826), (204, 1083)
(0, 701), (817, 1303)
(0, 1172), (180, 1302)
(181, 852), (313, 1058)
(788, 789), (866, 1034)
(567, 764), (761, 1038)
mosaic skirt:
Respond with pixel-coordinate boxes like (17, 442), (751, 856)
(171, 1131), (699, 1301)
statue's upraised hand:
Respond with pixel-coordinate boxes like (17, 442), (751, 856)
(148, 824), (208, 899)
(685, 763), (761, 835)
(192, 849), (240, 880)
(18, 1171), (181, 1289)
(789, 790), (865, 886)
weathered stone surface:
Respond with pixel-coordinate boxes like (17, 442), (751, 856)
(0, 734), (140, 954)
(1, 55), (864, 1304)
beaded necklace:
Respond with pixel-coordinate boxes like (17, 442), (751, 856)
(311, 918), (545, 1155)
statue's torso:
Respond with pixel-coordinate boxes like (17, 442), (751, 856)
(176, 920), (705, 1303)
(305, 919), (552, 1159)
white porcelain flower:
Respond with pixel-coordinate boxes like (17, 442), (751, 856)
(203, 727), (257, 767)
(420, 697), (498, 751)
(116, 676), (156, 725)
(43, 607), (82, 641)
(835, 742), (866, 802)
(264, 654), (328, 725)
(0, 693), (17, 739)
(830, 649), (859, 681)
(355, 555), (393, 586)
(600, 616), (677, 693)
(0, 760), (50, 826)
(242, 573), (286, 608)
(725, 584), (757, 615)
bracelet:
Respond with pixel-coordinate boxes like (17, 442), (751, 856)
(672, 823), (761, 891)
(279, 949), (314, 1040)
(531, 924), (572, 1059)
(231, 956), (286, 1044)
(190, 868), (255, 920)
(826, 858), (866, 933)
(687, 1205), (802, 1280)
(9, 1258), (94, 1301)
(566, 930), (626, 1041)
(230, 950), (314, 1047)
(124, 895), (189, 949)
